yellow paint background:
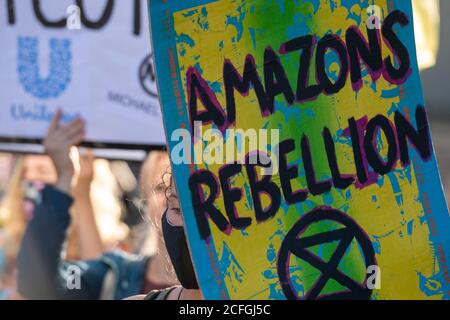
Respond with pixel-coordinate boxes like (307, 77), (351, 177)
(173, 0), (439, 299)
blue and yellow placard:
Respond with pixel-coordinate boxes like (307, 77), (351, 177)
(149, 0), (450, 299)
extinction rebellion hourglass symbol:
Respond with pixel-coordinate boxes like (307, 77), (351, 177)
(277, 207), (377, 300)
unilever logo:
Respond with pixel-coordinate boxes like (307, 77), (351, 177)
(17, 37), (72, 99)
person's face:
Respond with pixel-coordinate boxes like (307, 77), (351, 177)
(23, 155), (57, 184)
(164, 176), (183, 227)
(146, 175), (166, 227)
(146, 165), (182, 227)
(148, 171), (183, 227)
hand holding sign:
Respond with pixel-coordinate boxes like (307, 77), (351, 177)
(44, 110), (85, 194)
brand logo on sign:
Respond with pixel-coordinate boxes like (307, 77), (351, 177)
(139, 53), (158, 98)
(17, 37), (72, 99)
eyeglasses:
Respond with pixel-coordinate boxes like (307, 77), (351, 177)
(152, 171), (178, 201)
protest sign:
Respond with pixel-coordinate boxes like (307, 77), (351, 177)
(0, 143), (147, 161)
(149, 0), (450, 299)
(0, 0), (165, 150)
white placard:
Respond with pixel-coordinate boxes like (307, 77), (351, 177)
(0, 0), (166, 149)
(0, 143), (148, 161)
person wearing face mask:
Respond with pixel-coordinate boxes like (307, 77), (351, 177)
(127, 174), (202, 300)
(160, 205), (199, 293)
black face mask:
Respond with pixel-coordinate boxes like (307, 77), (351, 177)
(161, 209), (199, 289)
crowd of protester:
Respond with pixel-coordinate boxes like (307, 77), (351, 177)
(0, 111), (200, 300)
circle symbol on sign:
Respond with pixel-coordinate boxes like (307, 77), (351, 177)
(139, 54), (158, 98)
(277, 207), (376, 300)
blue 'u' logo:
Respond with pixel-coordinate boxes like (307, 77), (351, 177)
(18, 37), (72, 99)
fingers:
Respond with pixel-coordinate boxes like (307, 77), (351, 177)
(68, 131), (85, 146)
(85, 148), (94, 159)
(83, 149), (95, 164)
(48, 109), (62, 133)
(61, 118), (85, 140)
(70, 146), (80, 167)
(79, 148), (94, 159)
(47, 110), (86, 141)
(45, 110), (86, 152)
(78, 149), (95, 170)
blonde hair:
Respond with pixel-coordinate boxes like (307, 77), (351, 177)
(90, 159), (128, 247)
(140, 151), (179, 283)
(0, 155), (128, 261)
(140, 151), (171, 199)
(139, 151), (171, 254)
(67, 159), (129, 258)
(0, 157), (27, 260)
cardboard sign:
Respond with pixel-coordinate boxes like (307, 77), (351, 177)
(0, 0), (165, 150)
(149, 0), (450, 299)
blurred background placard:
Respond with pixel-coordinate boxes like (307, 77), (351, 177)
(0, 0), (166, 152)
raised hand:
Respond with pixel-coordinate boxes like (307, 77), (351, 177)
(43, 110), (85, 194)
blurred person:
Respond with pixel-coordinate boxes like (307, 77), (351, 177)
(0, 226), (21, 299)
(0, 157), (37, 300)
(0, 153), (14, 199)
(127, 173), (202, 300)
(0, 155), (50, 299)
(0, 146), (109, 299)
(0, 153), (110, 263)
(109, 160), (147, 254)
(0, 145), (126, 293)
(17, 111), (178, 299)
(65, 152), (97, 260)
(73, 154), (129, 257)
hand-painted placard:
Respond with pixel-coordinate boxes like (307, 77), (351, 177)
(149, 0), (450, 299)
